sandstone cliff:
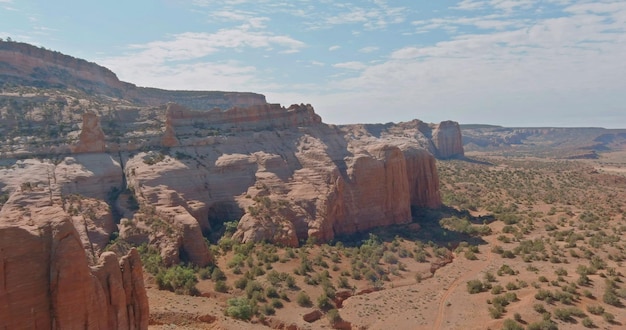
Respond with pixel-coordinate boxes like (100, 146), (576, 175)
(120, 105), (444, 250)
(0, 192), (148, 329)
(432, 120), (464, 158)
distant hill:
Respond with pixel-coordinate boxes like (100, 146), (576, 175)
(461, 125), (626, 157)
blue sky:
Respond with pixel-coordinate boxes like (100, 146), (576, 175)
(1, 0), (625, 128)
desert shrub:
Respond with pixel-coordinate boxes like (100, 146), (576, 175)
(602, 281), (621, 306)
(137, 244), (164, 275)
(155, 265), (198, 295)
(270, 298), (283, 308)
(553, 307), (585, 322)
(488, 305), (504, 319)
(214, 280), (229, 293)
(211, 267), (226, 281)
(502, 319), (523, 330)
(465, 250), (478, 260)
(383, 251), (399, 264)
(554, 267), (568, 276)
(506, 282), (519, 291)
(198, 267), (211, 280)
(260, 304), (275, 315)
(484, 271), (497, 282)
(527, 320), (557, 330)
(234, 277), (248, 290)
(337, 276), (350, 289)
(467, 279), (485, 294)
(285, 274), (297, 288)
(533, 303), (546, 314)
(581, 317), (594, 328)
(317, 293), (334, 310)
(327, 309), (342, 325)
(225, 297), (254, 320)
(266, 286), (279, 298)
(491, 285), (504, 295)
(296, 291), (312, 307)
(603, 312), (615, 323)
(497, 264), (516, 276)
(245, 281), (264, 299)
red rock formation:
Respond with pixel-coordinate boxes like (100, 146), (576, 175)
(0, 202), (149, 329)
(403, 147), (442, 208)
(73, 111), (106, 153)
(161, 113), (179, 147)
(432, 121), (464, 158)
(165, 102), (321, 133)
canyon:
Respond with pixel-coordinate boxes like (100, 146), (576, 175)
(0, 40), (463, 328)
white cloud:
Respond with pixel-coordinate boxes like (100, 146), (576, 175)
(328, 45), (341, 51)
(309, 2), (626, 127)
(333, 61), (368, 70)
(359, 46), (379, 53)
(100, 25), (305, 91)
(118, 26), (305, 64)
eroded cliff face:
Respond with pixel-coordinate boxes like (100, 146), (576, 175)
(120, 106), (446, 249)
(0, 194), (148, 330)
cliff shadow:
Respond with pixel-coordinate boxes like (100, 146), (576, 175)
(204, 200), (244, 243)
(312, 125), (354, 180)
(456, 156), (495, 166)
(332, 206), (491, 249)
(409, 206), (493, 248)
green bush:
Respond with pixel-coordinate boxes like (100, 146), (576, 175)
(155, 265), (198, 295)
(466, 279), (485, 294)
(502, 319), (523, 330)
(296, 291), (312, 307)
(214, 280), (229, 293)
(317, 293), (333, 310)
(586, 305), (604, 315)
(527, 320), (557, 330)
(225, 297), (254, 320)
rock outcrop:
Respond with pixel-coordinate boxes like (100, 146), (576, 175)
(432, 120), (464, 158)
(0, 202), (148, 329)
(73, 111), (106, 153)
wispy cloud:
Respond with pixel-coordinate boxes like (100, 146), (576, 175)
(359, 46), (379, 53)
(312, 0), (626, 126)
(329, 45), (341, 51)
(333, 61), (368, 70)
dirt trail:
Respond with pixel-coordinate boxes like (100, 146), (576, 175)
(433, 249), (494, 329)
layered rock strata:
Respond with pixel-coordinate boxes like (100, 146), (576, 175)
(123, 105), (447, 250)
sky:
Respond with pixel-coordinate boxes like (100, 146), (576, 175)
(1, 0), (625, 128)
